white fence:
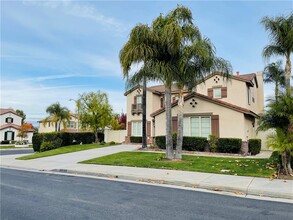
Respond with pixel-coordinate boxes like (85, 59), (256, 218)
(104, 129), (127, 143)
(256, 129), (275, 150)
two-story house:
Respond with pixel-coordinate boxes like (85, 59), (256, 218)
(38, 113), (79, 133)
(125, 72), (265, 147)
(0, 108), (34, 143)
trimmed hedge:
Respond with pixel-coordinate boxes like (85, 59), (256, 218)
(32, 132), (95, 152)
(130, 136), (142, 143)
(1, 140), (10, 144)
(155, 135), (207, 151)
(217, 138), (242, 153)
(248, 139), (261, 155)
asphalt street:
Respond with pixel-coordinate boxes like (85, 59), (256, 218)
(0, 149), (34, 155)
(1, 168), (292, 220)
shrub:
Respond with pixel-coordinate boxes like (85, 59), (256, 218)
(32, 132), (95, 152)
(208, 135), (218, 152)
(130, 136), (142, 143)
(217, 138), (242, 153)
(32, 134), (44, 152)
(40, 141), (53, 152)
(248, 139), (261, 155)
(1, 140), (10, 144)
(155, 135), (207, 151)
(40, 138), (63, 152)
(155, 134), (176, 149)
(182, 137), (207, 151)
(109, 141), (116, 145)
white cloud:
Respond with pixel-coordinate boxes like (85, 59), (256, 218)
(1, 78), (126, 123)
(22, 0), (128, 34)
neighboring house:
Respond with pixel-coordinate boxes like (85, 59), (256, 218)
(0, 108), (34, 143)
(38, 113), (79, 133)
(125, 72), (266, 147)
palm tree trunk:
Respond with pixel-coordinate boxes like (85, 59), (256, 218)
(275, 81), (279, 100)
(55, 122), (57, 132)
(285, 53), (291, 94)
(165, 85), (173, 159)
(285, 149), (292, 175)
(175, 89), (184, 159)
(142, 78), (147, 148)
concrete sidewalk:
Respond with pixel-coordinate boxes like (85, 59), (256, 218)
(1, 144), (292, 201)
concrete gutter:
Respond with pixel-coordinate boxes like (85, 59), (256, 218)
(51, 166), (293, 200)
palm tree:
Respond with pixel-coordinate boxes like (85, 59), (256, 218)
(258, 92), (293, 175)
(174, 38), (232, 159)
(120, 24), (155, 149)
(44, 103), (70, 132)
(121, 5), (218, 159)
(261, 13), (293, 94)
(263, 60), (285, 99)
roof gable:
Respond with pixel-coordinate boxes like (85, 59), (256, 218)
(151, 92), (258, 117)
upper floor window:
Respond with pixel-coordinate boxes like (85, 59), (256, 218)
(247, 87), (251, 105)
(5, 117), (13, 123)
(213, 88), (222, 99)
(208, 87), (227, 99)
(136, 95), (142, 104)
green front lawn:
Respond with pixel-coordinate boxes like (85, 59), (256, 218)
(81, 152), (278, 178)
(17, 143), (115, 160)
(0, 145), (16, 149)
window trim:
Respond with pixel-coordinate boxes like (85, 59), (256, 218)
(5, 117), (13, 123)
(183, 116), (211, 138)
(131, 121), (142, 137)
(213, 87), (222, 99)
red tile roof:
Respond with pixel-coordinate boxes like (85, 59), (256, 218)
(0, 124), (21, 130)
(0, 108), (22, 117)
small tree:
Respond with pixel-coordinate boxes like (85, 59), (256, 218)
(110, 114), (124, 130)
(17, 123), (31, 141)
(119, 113), (127, 129)
(78, 91), (113, 142)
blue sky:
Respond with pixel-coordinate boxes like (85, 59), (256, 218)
(1, 0), (292, 125)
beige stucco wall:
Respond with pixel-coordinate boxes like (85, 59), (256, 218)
(104, 129), (127, 143)
(126, 89), (162, 137)
(38, 117), (78, 133)
(154, 96), (252, 140)
(0, 112), (22, 126)
(196, 74), (263, 114)
(256, 72), (264, 114)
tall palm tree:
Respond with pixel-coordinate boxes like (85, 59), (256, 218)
(261, 13), (293, 94)
(44, 102), (70, 132)
(120, 5), (196, 159)
(263, 60), (286, 99)
(120, 24), (156, 149)
(174, 38), (232, 159)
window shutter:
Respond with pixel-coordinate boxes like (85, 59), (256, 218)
(4, 132), (7, 140)
(211, 115), (219, 137)
(127, 122), (132, 136)
(12, 132), (15, 140)
(147, 121), (151, 137)
(221, 87), (227, 98)
(134, 96), (137, 105)
(207, 88), (213, 98)
(172, 116), (178, 132)
(160, 97), (164, 108)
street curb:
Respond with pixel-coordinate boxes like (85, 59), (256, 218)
(52, 169), (293, 200)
